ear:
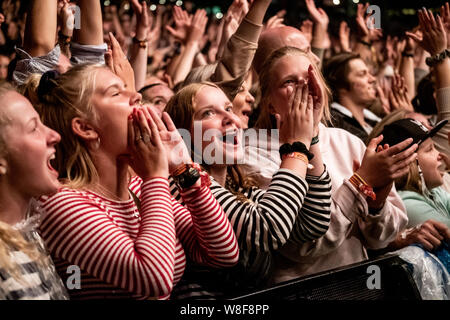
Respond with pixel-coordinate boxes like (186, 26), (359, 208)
(71, 117), (99, 143)
(0, 157), (7, 176)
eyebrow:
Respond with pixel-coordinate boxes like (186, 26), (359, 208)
(103, 83), (122, 94)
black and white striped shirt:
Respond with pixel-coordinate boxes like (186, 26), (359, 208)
(0, 217), (69, 300)
(170, 168), (332, 299)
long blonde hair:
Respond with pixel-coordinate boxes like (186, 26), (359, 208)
(21, 64), (107, 189)
(255, 46), (331, 130)
(0, 84), (49, 280)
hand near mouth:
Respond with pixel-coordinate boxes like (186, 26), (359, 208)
(308, 65), (324, 131)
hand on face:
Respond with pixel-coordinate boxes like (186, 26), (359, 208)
(276, 80), (314, 147)
(307, 65), (324, 132)
(140, 107), (192, 174)
(127, 107), (169, 180)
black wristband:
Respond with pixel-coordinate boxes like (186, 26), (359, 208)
(425, 49), (450, 67)
(357, 39), (372, 47)
(402, 52), (414, 58)
(279, 142), (314, 161)
(172, 166), (201, 189)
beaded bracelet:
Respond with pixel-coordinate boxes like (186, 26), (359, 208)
(349, 172), (376, 201)
(282, 152), (315, 170)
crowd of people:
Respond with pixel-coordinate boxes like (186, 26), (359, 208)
(0, 0), (449, 300)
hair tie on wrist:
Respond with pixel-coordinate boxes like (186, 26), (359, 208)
(311, 135), (319, 146)
(37, 70), (60, 101)
(279, 142), (314, 161)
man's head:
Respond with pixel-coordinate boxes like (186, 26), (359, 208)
(254, 26), (320, 74)
(323, 53), (377, 107)
(139, 82), (174, 113)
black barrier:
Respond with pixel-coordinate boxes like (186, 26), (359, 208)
(231, 254), (421, 301)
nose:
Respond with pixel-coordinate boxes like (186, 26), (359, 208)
(130, 91), (142, 106)
(246, 91), (255, 104)
(369, 73), (377, 83)
(47, 127), (61, 146)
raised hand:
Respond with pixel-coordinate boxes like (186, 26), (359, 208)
(357, 136), (418, 189)
(130, 0), (150, 41)
(105, 33), (136, 92)
(264, 11), (286, 31)
(300, 20), (313, 44)
(440, 2), (450, 48)
(58, 0), (75, 36)
(406, 9), (448, 56)
(339, 21), (351, 52)
(128, 108), (169, 180)
(187, 9), (208, 46)
(276, 81), (314, 147)
(389, 74), (414, 111)
(166, 5), (192, 44)
(356, 2), (382, 42)
(305, 0), (329, 29)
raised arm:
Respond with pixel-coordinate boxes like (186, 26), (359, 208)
(23, 0), (57, 57)
(305, 0), (329, 65)
(170, 9), (208, 86)
(211, 0), (271, 100)
(73, 0), (103, 45)
(129, 0), (149, 91)
(408, 8), (450, 154)
(354, 2), (382, 66)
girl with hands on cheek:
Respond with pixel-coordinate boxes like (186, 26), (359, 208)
(127, 107), (169, 180)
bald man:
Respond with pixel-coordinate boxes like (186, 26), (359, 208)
(253, 26), (322, 74)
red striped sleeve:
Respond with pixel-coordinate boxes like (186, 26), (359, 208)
(39, 178), (177, 298)
(174, 174), (239, 267)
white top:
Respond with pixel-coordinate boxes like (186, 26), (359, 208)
(241, 123), (408, 282)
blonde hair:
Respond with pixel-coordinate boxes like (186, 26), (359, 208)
(21, 64), (108, 189)
(367, 109), (423, 194)
(255, 46), (331, 130)
(0, 85), (48, 281)
(165, 82), (256, 200)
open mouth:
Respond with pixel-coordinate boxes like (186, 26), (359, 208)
(221, 130), (239, 146)
(47, 153), (58, 175)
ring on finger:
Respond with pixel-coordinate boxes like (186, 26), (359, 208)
(143, 133), (151, 144)
(135, 135), (143, 143)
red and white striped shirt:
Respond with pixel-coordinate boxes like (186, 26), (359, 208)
(39, 176), (239, 300)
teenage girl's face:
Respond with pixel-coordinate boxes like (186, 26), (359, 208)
(191, 85), (243, 165)
(90, 69), (142, 156)
(268, 54), (322, 120)
(418, 138), (444, 190)
(1, 92), (61, 197)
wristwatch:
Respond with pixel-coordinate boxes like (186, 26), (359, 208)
(425, 49), (450, 67)
(172, 163), (201, 189)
